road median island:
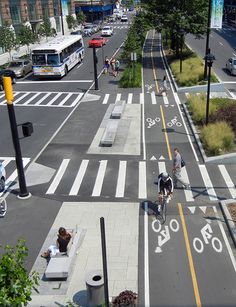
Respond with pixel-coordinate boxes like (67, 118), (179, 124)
(220, 200), (236, 248)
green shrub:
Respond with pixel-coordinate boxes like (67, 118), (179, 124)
(119, 62), (141, 88)
(210, 102), (236, 134)
(201, 121), (234, 155)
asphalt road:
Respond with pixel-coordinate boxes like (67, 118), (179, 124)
(1, 17), (236, 306)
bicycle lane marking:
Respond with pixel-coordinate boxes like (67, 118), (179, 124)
(181, 204), (236, 306)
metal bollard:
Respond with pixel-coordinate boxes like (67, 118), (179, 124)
(85, 270), (105, 306)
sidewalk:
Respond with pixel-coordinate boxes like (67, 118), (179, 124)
(29, 202), (139, 306)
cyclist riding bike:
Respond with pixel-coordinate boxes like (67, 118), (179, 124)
(156, 172), (173, 213)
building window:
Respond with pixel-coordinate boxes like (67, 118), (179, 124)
(9, 0), (21, 24)
(41, 0), (49, 18)
(53, 0), (60, 16)
(28, 0), (37, 20)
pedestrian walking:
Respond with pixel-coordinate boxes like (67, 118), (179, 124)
(114, 59), (120, 76)
(158, 76), (168, 96)
(104, 56), (110, 74)
(110, 57), (116, 76)
(172, 148), (190, 190)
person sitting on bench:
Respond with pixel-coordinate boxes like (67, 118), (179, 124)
(41, 227), (72, 258)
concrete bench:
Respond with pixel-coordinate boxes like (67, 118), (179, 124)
(45, 227), (86, 279)
(111, 100), (125, 119)
(100, 119), (119, 147)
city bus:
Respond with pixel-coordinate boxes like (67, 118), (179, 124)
(31, 35), (84, 77)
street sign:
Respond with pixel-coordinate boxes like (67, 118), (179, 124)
(131, 52), (137, 61)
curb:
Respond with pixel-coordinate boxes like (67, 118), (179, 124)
(219, 199), (236, 247)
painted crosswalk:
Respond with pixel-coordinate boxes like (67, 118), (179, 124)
(100, 92), (161, 105)
(0, 91), (84, 108)
(41, 158), (236, 201)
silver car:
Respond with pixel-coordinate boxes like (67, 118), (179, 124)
(7, 59), (32, 78)
(226, 57), (236, 75)
(0, 162), (6, 192)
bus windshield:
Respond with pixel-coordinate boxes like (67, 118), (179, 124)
(32, 54), (46, 65)
(47, 54), (60, 65)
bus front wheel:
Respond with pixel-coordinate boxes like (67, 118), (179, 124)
(64, 66), (68, 76)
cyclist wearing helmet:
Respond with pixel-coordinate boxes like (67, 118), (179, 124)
(156, 172), (173, 211)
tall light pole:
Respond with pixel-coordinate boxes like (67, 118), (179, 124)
(204, 0), (212, 79)
(204, 51), (215, 125)
(179, 28), (185, 73)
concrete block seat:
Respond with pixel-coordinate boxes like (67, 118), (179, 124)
(111, 100), (125, 119)
(45, 227), (86, 279)
(100, 119), (119, 147)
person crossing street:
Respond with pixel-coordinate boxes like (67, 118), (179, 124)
(172, 148), (190, 190)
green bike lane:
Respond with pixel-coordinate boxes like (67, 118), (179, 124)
(139, 201), (236, 306)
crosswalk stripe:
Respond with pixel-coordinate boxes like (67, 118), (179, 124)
(151, 91), (156, 104)
(115, 161), (127, 197)
(13, 92), (30, 104)
(140, 93), (144, 104)
(115, 93), (122, 102)
(218, 165), (236, 199)
(43, 93), (62, 106)
(163, 95), (169, 107)
(35, 93), (51, 105)
(58, 93), (73, 106)
(127, 93), (133, 104)
(0, 93), (5, 99)
(139, 161), (147, 199)
(199, 165), (218, 201)
(1, 158), (13, 167)
(69, 159), (89, 195)
(158, 161), (166, 173)
(181, 167), (194, 202)
(0, 92), (20, 105)
(102, 94), (110, 104)
(23, 92), (41, 105)
(46, 159), (70, 194)
(70, 93), (83, 107)
(92, 160), (107, 196)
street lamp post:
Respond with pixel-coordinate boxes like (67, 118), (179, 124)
(204, 0), (212, 79)
(204, 51), (215, 125)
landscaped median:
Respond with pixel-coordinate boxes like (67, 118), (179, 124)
(220, 200), (236, 247)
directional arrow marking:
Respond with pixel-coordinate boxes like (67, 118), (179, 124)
(150, 156), (157, 160)
(201, 224), (213, 244)
(188, 206), (196, 214)
(158, 226), (170, 248)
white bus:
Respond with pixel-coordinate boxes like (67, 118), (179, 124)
(31, 35), (84, 77)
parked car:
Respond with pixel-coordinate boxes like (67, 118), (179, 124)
(101, 26), (113, 36)
(83, 25), (94, 36)
(93, 20), (103, 31)
(71, 30), (82, 35)
(121, 14), (128, 22)
(0, 162), (6, 192)
(7, 59), (32, 78)
(0, 69), (17, 91)
(226, 57), (236, 75)
(88, 36), (108, 48)
(92, 24), (99, 33)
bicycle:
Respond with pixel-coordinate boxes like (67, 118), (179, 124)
(0, 198), (7, 217)
(154, 191), (171, 224)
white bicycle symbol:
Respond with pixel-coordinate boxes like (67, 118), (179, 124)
(167, 116), (182, 127)
(193, 224), (222, 253)
(0, 198), (7, 217)
(145, 84), (154, 93)
(146, 117), (160, 128)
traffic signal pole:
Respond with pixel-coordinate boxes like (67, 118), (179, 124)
(3, 77), (30, 199)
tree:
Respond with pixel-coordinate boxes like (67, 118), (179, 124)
(0, 26), (17, 60)
(76, 11), (86, 25)
(66, 14), (78, 30)
(38, 17), (55, 40)
(17, 25), (36, 54)
(0, 239), (39, 306)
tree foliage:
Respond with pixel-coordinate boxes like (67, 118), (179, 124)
(76, 11), (86, 25)
(66, 14), (78, 30)
(0, 239), (39, 306)
(17, 25), (36, 54)
(0, 26), (17, 59)
(38, 17), (56, 39)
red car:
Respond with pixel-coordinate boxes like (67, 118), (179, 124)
(88, 36), (108, 48)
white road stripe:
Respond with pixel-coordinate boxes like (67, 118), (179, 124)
(12, 92), (30, 104)
(45, 92), (61, 106)
(22, 92), (41, 105)
(58, 93), (73, 106)
(92, 160), (107, 196)
(218, 165), (236, 199)
(70, 93), (83, 107)
(34, 92), (51, 105)
(181, 167), (194, 202)
(115, 161), (127, 197)
(102, 94), (110, 104)
(115, 93), (122, 102)
(46, 159), (70, 194)
(151, 91), (156, 104)
(127, 93), (133, 104)
(0, 92), (20, 105)
(158, 161), (166, 173)
(213, 207), (236, 272)
(140, 93), (144, 104)
(139, 161), (147, 199)
(163, 95), (169, 107)
(17, 80), (93, 84)
(199, 165), (218, 201)
(1, 158), (12, 167)
(0, 93), (5, 99)
(144, 201), (150, 307)
(69, 159), (89, 195)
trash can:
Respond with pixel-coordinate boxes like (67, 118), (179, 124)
(85, 270), (105, 306)
(22, 122), (33, 137)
